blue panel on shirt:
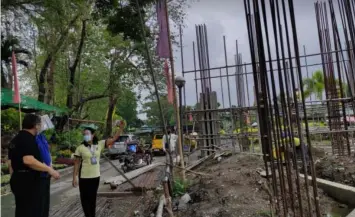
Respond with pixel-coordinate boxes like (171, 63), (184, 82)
(36, 134), (52, 177)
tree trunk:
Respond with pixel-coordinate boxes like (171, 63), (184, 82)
(6, 63), (13, 89)
(66, 20), (87, 109)
(38, 15), (80, 102)
(1, 64), (10, 88)
(105, 95), (118, 138)
(46, 58), (56, 104)
(38, 55), (52, 102)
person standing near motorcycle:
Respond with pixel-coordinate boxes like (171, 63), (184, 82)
(72, 121), (125, 217)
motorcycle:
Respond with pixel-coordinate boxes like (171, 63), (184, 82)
(121, 140), (153, 173)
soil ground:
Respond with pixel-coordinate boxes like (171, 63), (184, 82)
(311, 141), (355, 187)
(168, 154), (344, 217)
(315, 155), (355, 187)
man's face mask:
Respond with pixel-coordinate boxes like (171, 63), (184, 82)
(36, 123), (43, 135)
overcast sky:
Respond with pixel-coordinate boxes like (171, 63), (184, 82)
(138, 0), (347, 120)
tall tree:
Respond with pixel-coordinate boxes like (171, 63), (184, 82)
(303, 70), (325, 100)
(142, 95), (175, 126)
(116, 88), (139, 126)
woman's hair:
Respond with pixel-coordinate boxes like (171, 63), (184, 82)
(84, 127), (99, 144)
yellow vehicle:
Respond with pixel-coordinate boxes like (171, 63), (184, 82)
(151, 134), (164, 154)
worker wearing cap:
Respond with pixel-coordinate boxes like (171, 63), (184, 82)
(249, 123), (259, 150)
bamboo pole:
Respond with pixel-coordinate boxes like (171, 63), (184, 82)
(163, 0), (186, 182)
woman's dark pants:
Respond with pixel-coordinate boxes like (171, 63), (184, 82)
(79, 177), (100, 217)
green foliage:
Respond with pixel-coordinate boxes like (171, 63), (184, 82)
(173, 178), (191, 197)
(1, 174), (10, 186)
(42, 128), (56, 141)
(2, 0), (188, 127)
(1, 164), (9, 175)
(142, 95), (175, 126)
(55, 129), (82, 152)
(94, 0), (155, 41)
(57, 149), (73, 158)
(1, 108), (23, 133)
(256, 210), (272, 217)
(116, 88), (140, 126)
(303, 70), (325, 100)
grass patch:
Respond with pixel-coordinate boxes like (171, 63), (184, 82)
(256, 210), (273, 217)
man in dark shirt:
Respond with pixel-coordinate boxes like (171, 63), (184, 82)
(8, 114), (60, 217)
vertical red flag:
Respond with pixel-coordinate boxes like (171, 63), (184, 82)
(164, 60), (173, 104)
(156, 0), (170, 58)
(12, 51), (21, 103)
(188, 113), (193, 122)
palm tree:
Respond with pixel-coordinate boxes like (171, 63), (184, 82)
(303, 70), (352, 100)
(1, 35), (31, 88)
(303, 70), (325, 100)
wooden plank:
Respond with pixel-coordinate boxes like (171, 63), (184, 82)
(97, 191), (143, 198)
(186, 154), (213, 171)
(104, 162), (164, 185)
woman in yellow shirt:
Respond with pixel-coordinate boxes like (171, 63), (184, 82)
(72, 121), (125, 217)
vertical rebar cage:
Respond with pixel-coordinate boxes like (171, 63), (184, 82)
(178, 0), (355, 216)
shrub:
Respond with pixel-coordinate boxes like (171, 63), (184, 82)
(173, 178), (192, 197)
(55, 129), (83, 152)
(1, 108), (23, 133)
(1, 174), (10, 186)
(1, 164), (9, 175)
(57, 149), (72, 158)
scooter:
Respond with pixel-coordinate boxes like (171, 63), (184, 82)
(121, 141), (153, 173)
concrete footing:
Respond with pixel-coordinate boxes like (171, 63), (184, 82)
(299, 174), (355, 207)
(299, 174), (355, 217)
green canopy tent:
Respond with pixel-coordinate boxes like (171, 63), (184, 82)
(1, 88), (68, 114)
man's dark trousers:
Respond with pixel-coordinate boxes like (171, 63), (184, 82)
(39, 176), (51, 217)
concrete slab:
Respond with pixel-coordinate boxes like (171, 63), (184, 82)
(300, 174), (355, 207)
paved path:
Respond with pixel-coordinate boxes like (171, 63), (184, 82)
(1, 151), (197, 217)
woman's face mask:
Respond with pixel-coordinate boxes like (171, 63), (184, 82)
(83, 134), (92, 142)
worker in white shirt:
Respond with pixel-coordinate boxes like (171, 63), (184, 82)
(162, 130), (180, 165)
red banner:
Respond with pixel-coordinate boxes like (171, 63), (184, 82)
(164, 60), (173, 104)
(12, 51), (20, 103)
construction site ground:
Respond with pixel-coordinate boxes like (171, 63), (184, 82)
(311, 140), (355, 187)
(173, 154), (349, 217)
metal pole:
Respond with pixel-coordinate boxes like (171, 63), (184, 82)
(162, 0), (185, 181)
(177, 85), (186, 181)
(179, 86), (184, 159)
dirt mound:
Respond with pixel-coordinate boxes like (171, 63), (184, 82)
(178, 155), (269, 217)
(315, 156), (355, 187)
